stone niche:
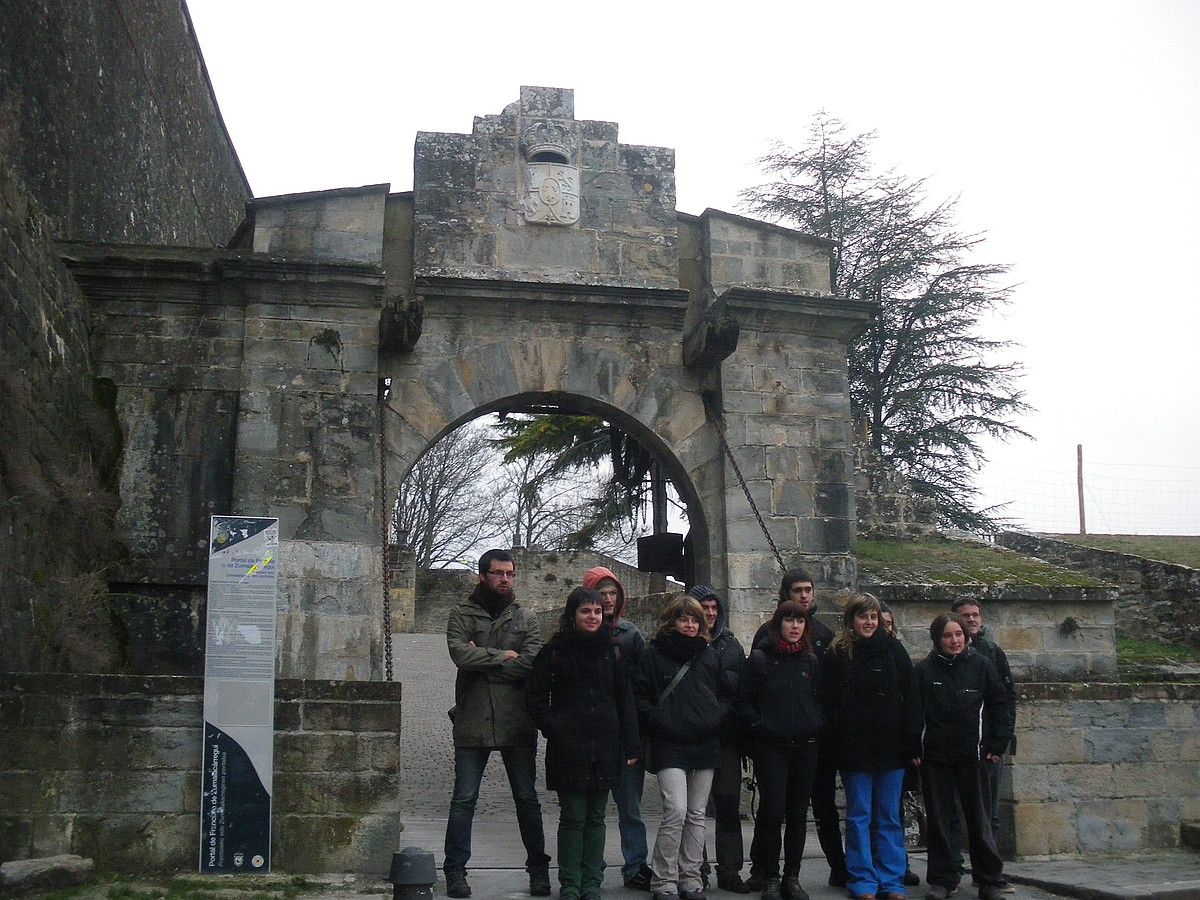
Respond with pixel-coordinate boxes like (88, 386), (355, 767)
(413, 85), (678, 288)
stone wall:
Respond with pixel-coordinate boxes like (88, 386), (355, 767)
(1008, 682), (1200, 857)
(864, 583), (1119, 680)
(0, 162), (119, 673)
(854, 441), (939, 538)
(0, 674), (402, 873)
(997, 531), (1200, 649)
(65, 245), (388, 680)
(0, 0), (248, 246)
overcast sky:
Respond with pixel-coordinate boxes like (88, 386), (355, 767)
(188, 0), (1200, 535)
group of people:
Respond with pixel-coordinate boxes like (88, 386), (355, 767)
(442, 549), (1017, 900)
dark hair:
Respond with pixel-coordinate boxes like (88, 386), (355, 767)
(830, 592), (883, 657)
(478, 548), (515, 575)
(929, 612), (969, 645)
(556, 587), (607, 638)
(778, 569), (814, 604)
(655, 594), (711, 641)
(949, 598), (982, 613)
(769, 600), (811, 650)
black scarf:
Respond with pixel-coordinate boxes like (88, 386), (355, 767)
(469, 582), (513, 619)
(655, 630), (708, 662)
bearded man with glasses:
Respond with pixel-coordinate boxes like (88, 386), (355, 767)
(443, 549), (551, 898)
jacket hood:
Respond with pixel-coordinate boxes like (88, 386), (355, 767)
(688, 584), (726, 639)
(582, 566), (626, 621)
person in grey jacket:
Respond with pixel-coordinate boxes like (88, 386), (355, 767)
(443, 549), (550, 899)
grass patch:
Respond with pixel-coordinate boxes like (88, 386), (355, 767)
(858, 536), (1104, 586)
(1117, 637), (1200, 664)
(1047, 534), (1200, 570)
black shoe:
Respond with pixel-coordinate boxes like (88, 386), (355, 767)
(781, 876), (808, 900)
(681, 889), (706, 900)
(747, 873), (765, 892)
(828, 871), (849, 889)
(904, 872), (920, 887)
(445, 870), (471, 899)
(625, 865), (654, 892)
(718, 873), (752, 894)
(530, 868), (552, 897)
(762, 879), (783, 900)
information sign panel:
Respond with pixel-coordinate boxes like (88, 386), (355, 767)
(199, 516), (278, 873)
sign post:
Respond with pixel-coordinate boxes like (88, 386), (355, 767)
(199, 516), (279, 873)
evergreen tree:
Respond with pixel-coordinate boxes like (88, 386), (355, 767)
(741, 112), (1029, 530)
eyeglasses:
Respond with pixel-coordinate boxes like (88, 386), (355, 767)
(485, 570), (516, 579)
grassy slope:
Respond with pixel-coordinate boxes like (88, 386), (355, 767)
(1047, 534), (1200, 570)
(857, 537), (1104, 586)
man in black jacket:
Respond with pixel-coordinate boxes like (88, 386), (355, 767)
(950, 599), (1016, 840)
(692, 585), (750, 893)
(749, 570), (845, 890)
(914, 613), (1012, 900)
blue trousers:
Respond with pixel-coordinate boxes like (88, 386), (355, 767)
(611, 761), (649, 879)
(841, 768), (906, 896)
(444, 744), (549, 873)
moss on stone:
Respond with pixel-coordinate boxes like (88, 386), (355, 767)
(857, 536), (1105, 587)
(1047, 534), (1200, 570)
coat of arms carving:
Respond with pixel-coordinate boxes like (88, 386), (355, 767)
(523, 163), (580, 225)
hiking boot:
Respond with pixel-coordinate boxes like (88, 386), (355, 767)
(530, 868), (552, 897)
(781, 876), (808, 900)
(445, 870), (471, 899)
(718, 872), (752, 894)
(625, 865), (654, 891)
(762, 878), (783, 900)
(747, 872), (765, 892)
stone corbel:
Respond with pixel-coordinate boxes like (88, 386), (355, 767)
(379, 295), (424, 353)
(683, 290), (740, 371)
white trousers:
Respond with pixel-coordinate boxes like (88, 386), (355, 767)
(652, 767), (714, 893)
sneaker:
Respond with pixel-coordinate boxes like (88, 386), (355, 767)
(780, 876), (808, 900)
(626, 865), (655, 891)
(904, 872), (920, 887)
(445, 870), (471, 899)
(747, 873), (765, 892)
(680, 889), (706, 900)
(977, 888), (1004, 900)
(718, 873), (752, 894)
(925, 887), (950, 900)
(530, 869), (552, 897)
(762, 879), (783, 900)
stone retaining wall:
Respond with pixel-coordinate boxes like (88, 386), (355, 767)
(864, 582), (1118, 680)
(997, 531), (1200, 649)
(0, 674), (402, 873)
(1008, 682), (1200, 857)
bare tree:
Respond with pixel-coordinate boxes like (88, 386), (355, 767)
(391, 423), (501, 568)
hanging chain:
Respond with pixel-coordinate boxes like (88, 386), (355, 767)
(705, 395), (788, 572)
(379, 381), (394, 682)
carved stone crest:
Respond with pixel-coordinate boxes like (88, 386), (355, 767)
(523, 163), (579, 225)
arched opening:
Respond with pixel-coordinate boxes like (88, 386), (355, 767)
(382, 389), (712, 634)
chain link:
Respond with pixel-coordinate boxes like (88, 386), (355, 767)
(379, 384), (394, 682)
(707, 399), (788, 572)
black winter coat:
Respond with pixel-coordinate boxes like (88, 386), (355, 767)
(739, 643), (824, 745)
(526, 627), (640, 793)
(914, 647), (1013, 765)
(822, 631), (922, 772)
(633, 631), (731, 773)
(970, 628), (1018, 754)
(753, 613), (835, 659)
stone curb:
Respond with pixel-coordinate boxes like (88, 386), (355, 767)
(1006, 873), (1200, 900)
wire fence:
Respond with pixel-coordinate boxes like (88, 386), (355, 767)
(978, 460), (1200, 535)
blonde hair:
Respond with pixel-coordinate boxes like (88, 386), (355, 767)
(655, 594), (712, 641)
(830, 592), (883, 658)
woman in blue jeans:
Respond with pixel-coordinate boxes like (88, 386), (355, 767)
(822, 594), (922, 900)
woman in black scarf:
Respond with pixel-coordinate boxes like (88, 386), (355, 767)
(527, 588), (640, 900)
(634, 594), (732, 900)
(822, 594), (922, 900)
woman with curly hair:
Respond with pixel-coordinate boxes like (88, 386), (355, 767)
(633, 594), (732, 900)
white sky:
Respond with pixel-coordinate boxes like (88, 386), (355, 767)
(189, 0), (1200, 535)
